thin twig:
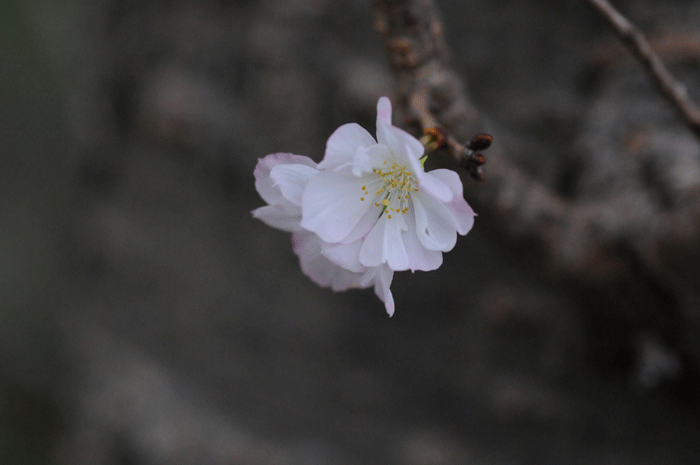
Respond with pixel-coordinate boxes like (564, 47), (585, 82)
(582, 0), (700, 138)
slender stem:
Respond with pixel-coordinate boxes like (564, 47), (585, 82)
(582, 0), (700, 138)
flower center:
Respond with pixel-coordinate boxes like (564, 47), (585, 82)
(359, 161), (419, 219)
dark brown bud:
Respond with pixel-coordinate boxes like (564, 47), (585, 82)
(471, 152), (486, 166)
(467, 133), (493, 151)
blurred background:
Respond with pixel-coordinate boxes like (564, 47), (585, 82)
(3, 0), (700, 463)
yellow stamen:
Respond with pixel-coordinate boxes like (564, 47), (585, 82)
(369, 160), (419, 218)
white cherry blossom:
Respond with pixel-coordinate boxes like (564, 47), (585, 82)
(252, 152), (396, 315)
(252, 98), (476, 316)
(301, 97), (475, 273)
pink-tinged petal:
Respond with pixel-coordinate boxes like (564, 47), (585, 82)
(375, 117), (395, 153)
(328, 270), (369, 292)
(412, 192), (459, 252)
(251, 205), (301, 232)
(301, 170), (374, 243)
(451, 198), (476, 234)
(426, 169), (476, 234)
(376, 96), (392, 125)
(269, 164), (319, 207)
(321, 239), (366, 273)
(355, 268), (376, 288)
(319, 123), (377, 171)
(359, 213), (410, 271)
(292, 231), (370, 291)
(429, 169), (476, 234)
(292, 231), (395, 313)
(401, 208), (443, 271)
(376, 119), (424, 164)
(372, 264), (395, 316)
(254, 153), (317, 205)
(373, 98), (423, 164)
(405, 149), (453, 202)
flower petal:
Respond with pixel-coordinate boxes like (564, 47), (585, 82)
(402, 207), (443, 271)
(294, 233), (394, 314)
(425, 169), (475, 234)
(301, 169), (375, 243)
(405, 149), (453, 202)
(372, 264), (395, 316)
(251, 204), (301, 232)
(340, 198), (382, 244)
(376, 119), (425, 166)
(292, 231), (370, 291)
(318, 123), (377, 171)
(412, 192), (459, 252)
(359, 212), (410, 271)
(376, 96), (392, 125)
(321, 239), (366, 273)
(353, 144), (393, 176)
(270, 164), (319, 207)
(374, 96), (424, 167)
(254, 153), (317, 205)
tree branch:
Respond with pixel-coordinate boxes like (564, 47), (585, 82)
(372, 0), (700, 390)
(372, 0), (630, 282)
(582, 0), (700, 138)
(372, 0), (700, 297)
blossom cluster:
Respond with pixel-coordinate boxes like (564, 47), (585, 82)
(252, 97), (475, 315)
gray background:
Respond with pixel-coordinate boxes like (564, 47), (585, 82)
(3, 0), (700, 463)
